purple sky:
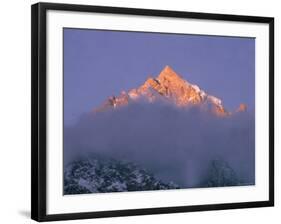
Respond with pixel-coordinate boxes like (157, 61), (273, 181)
(64, 28), (255, 125)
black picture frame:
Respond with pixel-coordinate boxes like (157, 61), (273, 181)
(31, 2), (274, 222)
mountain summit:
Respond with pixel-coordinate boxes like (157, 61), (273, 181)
(93, 66), (245, 116)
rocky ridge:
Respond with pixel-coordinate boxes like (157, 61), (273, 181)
(93, 66), (245, 116)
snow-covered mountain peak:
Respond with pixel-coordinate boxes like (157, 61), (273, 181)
(93, 66), (246, 116)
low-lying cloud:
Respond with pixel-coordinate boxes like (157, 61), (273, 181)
(64, 102), (255, 187)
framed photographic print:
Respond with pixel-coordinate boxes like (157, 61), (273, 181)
(31, 2), (274, 222)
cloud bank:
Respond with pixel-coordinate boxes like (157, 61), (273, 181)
(64, 102), (255, 188)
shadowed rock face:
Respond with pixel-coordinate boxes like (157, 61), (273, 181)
(93, 66), (245, 116)
(64, 157), (179, 194)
